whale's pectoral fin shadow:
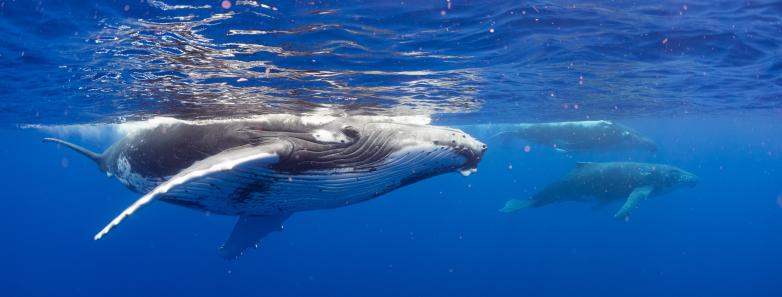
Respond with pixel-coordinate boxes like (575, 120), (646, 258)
(614, 185), (654, 220)
(219, 214), (291, 260)
(93, 143), (288, 241)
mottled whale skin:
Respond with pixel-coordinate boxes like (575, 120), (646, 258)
(44, 115), (486, 258)
(500, 162), (698, 219)
(498, 120), (657, 152)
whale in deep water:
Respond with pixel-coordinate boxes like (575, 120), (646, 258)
(43, 115), (486, 258)
(493, 120), (657, 153)
(499, 162), (698, 220)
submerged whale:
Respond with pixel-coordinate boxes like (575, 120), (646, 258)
(44, 115), (486, 258)
(499, 162), (698, 220)
(494, 120), (657, 152)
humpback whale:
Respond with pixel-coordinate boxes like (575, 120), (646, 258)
(44, 115), (486, 258)
(494, 120), (657, 152)
(500, 162), (698, 220)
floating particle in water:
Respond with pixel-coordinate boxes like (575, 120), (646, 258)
(523, 145), (531, 153)
(221, 0), (231, 9)
(60, 157), (69, 168)
(236, 78), (247, 82)
(777, 194), (782, 208)
(573, 104), (579, 110)
(683, 4), (688, 10)
(123, 4), (130, 11)
(489, 28), (495, 33)
(579, 75), (584, 85)
(661, 38), (669, 45)
(508, 163), (513, 171)
(448, 268), (454, 273)
(440, 10), (446, 16)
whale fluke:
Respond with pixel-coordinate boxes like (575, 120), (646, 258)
(499, 199), (535, 213)
(42, 138), (102, 165)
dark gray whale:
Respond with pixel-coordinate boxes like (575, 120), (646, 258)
(44, 115), (486, 258)
(493, 120), (657, 152)
(500, 162), (698, 220)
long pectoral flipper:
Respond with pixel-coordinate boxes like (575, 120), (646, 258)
(94, 144), (287, 240)
(219, 214), (291, 259)
(498, 199), (535, 213)
(614, 185), (654, 220)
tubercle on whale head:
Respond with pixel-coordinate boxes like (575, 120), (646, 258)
(382, 123), (487, 175)
(429, 128), (486, 175)
(441, 128), (486, 175)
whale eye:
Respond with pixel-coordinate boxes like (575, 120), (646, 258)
(342, 126), (360, 139)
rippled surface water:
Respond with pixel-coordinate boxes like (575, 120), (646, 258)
(1, 0), (781, 125)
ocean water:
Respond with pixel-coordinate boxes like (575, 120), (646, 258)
(1, 1), (781, 296)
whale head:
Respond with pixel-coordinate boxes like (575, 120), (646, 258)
(660, 166), (699, 190)
(610, 122), (658, 152)
(356, 121), (487, 177)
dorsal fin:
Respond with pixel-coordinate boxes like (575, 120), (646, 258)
(42, 138), (103, 167)
(575, 162), (594, 168)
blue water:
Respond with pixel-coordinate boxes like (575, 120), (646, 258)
(1, 1), (781, 296)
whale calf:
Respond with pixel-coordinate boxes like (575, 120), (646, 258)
(44, 115), (486, 258)
(493, 120), (657, 152)
(500, 162), (698, 220)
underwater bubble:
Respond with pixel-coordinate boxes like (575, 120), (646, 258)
(523, 145), (531, 153)
(221, 0), (232, 9)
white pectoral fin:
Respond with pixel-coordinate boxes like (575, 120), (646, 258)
(614, 185), (654, 220)
(93, 144), (283, 241)
(218, 214), (291, 260)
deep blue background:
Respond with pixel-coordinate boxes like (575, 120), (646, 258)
(1, 115), (780, 296)
(1, 0), (782, 296)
